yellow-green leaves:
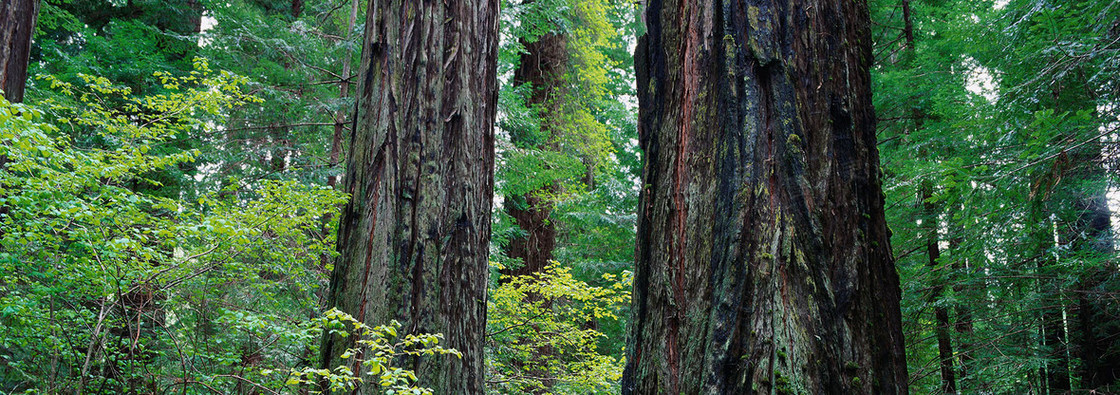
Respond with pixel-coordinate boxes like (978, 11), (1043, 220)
(292, 309), (458, 395)
(487, 261), (631, 394)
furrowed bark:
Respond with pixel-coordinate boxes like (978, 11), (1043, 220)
(0, 0), (38, 103)
(622, 0), (908, 393)
(320, 1), (498, 393)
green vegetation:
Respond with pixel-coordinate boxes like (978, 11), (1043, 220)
(1, 0), (1118, 393)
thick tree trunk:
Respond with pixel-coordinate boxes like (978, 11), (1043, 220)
(319, 2), (498, 394)
(503, 31), (567, 277)
(0, 0), (37, 237)
(622, 1), (908, 393)
(0, 0), (38, 103)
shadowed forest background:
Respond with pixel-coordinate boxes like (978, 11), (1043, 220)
(1, 0), (1118, 393)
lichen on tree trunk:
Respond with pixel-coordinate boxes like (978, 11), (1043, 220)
(319, 1), (499, 394)
(622, 0), (908, 393)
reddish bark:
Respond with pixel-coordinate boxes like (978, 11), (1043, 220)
(623, 0), (908, 393)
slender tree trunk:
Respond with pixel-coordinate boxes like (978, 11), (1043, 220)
(923, 188), (957, 394)
(0, 0), (38, 103)
(325, 0), (361, 191)
(1028, 204), (1071, 394)
(950, 235), (974, 389)
(319, 1), (498, 394)
(622, 1), (908, 393)
(1049, 78), (1116, 392)
(901, 0), (914, 49)
(1042, 288), (1072, 393)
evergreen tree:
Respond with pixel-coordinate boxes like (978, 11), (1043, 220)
(319, 1), (500, 393)
(622, 0), (908, 392)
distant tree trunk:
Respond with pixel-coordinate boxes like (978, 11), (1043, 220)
(186, 0), (203, 34)
(291, 0), (304, 19)
(622, 0), (908, 393)
(901, 0), (914, 49)
(950, 235), (974, 389)
(324, 0), (361, 191)
(0, 0), (38, 103)
(319, 1), (498, 394)
(316, 0), (361, 300)
(1047, 75), (1117, 393)
(923, 188), (957, 394)
(1041, 282), (1072, 393)
(503, 30), (567, 278)
(1070, 154), (1118, 390)
(499, 27), (569, 394)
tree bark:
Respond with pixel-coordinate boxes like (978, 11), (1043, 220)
(319, 1), (498, 394)
(503, 31), (568, 278)
(900, 0), (914, 49)
(622, 1), (908, 393)
(0, 0), (38, 103)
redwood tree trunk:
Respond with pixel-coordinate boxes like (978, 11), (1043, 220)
(319, 1), (498, 394)
(622, 1), (908, 393)
(503, 31), (567, 277)
(498, 29), (569, 394)
(0, 0), (38, 103)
